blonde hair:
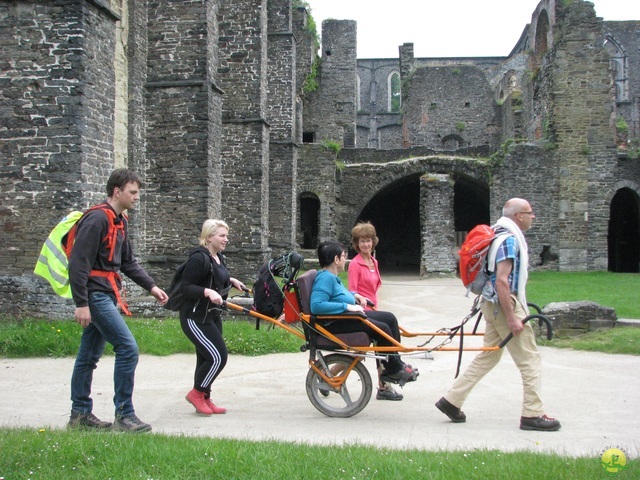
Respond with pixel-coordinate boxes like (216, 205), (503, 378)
(351, 221), (379, 252)
(199, 219), (229, 246)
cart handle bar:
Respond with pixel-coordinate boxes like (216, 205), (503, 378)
(498, 314), (553, 349)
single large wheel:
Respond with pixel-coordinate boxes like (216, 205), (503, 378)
(305, 353), (373, 417)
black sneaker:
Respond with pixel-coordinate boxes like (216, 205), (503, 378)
(67, 411), (112, 429)
(435, 397), (466, 423)
(520, 415), (561, 431)
(380, 364), (419, 387)
(376, 386), (403, 401)
(113, 414), (152, 433)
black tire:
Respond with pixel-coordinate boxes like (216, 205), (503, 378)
(305, 353), (373, 418)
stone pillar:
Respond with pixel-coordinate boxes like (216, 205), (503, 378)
(219, 0), (271, 276)
(305, 20), (357, 147)
(267, 0), (298, 252)
(399, 42), (415, 80)
(141, 0), (223, 281)
(420, 174), (456, 276)
(550, 1), (612, 271)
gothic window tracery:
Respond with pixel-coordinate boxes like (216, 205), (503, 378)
(388, 71), (401, 113)
(604, 36), (629, 103)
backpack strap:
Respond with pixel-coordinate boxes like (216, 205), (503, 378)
(69, 204), (130, 315)
(89, 270), (132, 316)
(64, 204), (125, 260)
(486, 232), (513, 273)
(194, 250), (232, 313)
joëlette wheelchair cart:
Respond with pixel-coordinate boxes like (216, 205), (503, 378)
(225, 252), (552, 418)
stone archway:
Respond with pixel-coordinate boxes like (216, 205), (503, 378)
(337, 155), (491, 274)
(608, 187), (640, 272)
(356, 177), (421, 272)
(453, 173), (490, 245)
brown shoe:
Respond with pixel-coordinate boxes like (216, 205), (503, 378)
(113, 414), (152, 433)
(67, 411), (112, 429)
(435, 397), (466, 423)
(520, 415), (561, 431)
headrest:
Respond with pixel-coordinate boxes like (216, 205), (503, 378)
(296, 269), (317, 314)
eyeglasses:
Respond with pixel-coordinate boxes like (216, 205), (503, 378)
(518, 211), (534, 215)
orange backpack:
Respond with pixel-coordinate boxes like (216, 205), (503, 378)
(458, 224), (495, 290)
(458, 225), (512, 296)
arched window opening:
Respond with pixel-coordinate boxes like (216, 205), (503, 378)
(453, 174), (490, 246)
(534, 10), (550, 60)
(604, 36), (629, 103)
(300, 193), (320, 249)
(388, 71), (401, 113)
(608, 188), (640, 272)
(442, 134), (464, 151)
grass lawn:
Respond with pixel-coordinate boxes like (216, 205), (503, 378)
(0, 428), (607, 480)
(0, 317), (303, 358)
(1, 271), (638, 358)
(527, 271), (639, 318)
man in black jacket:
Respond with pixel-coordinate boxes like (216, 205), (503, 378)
(68, 169), (168, 432)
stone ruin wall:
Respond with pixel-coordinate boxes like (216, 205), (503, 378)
(0, 0), (123, 317)
(546, 0), (617, 271)
(0, 0), (314, 318)
(303, 20), (357, 147)
(401, 65), (500, 151)
(1, 0), (639, 318)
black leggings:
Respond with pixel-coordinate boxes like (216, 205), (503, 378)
(180, 316), (228, 394)
(322, 310), (403, 373)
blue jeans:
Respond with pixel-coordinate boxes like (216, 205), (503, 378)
(70, 292), (139, 417)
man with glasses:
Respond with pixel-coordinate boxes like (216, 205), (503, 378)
(435, 198), (561, 432)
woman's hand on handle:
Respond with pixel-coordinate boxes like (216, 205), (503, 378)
(230, 277), (246, 292)
(204, 288), (223, 305)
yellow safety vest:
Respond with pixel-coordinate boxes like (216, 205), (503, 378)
(34, 211), (83, 298)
